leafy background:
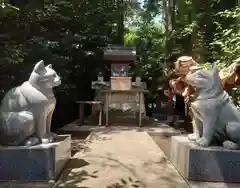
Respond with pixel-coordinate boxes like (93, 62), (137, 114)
(0, 0), (239, 128)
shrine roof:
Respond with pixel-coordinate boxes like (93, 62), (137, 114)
(104, 45), (136, 58)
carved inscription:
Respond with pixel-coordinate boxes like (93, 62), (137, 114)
(190, 151), (216, 180)
(228, 160), (240, 178)
(190, 151), (240, 181)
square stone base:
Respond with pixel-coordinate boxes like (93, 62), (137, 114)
(170, 135), (240, 183)
(0, 135), (71, 182)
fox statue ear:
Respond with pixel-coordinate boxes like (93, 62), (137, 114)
(46, 64), (52, 69)
(212, 62), (222, 85)
(212, 62), (219, 76)
(34, 60), (45, 73)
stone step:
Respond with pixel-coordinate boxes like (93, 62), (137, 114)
(85, 114), (170, 127)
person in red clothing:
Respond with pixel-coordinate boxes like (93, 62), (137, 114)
(166, 56), (200, 129)
(169, 78), (186, 121)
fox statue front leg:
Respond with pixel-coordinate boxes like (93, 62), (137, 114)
(187, 106), (202, 141)
(44, 104), (57, 142)
(188, 119), (201, 141)
(195, 107), (218, 147)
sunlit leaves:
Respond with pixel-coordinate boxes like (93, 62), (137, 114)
(210, 6), (240, 65)
(216, 7), (240, 19)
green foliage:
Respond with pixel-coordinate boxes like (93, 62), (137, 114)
(1, 0), (240, 108)
(124, 28), (137, 45)
(163, 0), (240, 102)
(0, 0), (123, 100)
(165, 0), (239, 66)
(200, 62), (212, 70)
(210, 7), (240, 65)
(135, 22), (165, 80)
(123, 0), (166, 101)
(125, 27), (164, 89)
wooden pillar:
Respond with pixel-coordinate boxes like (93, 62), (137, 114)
(79, 103), (84, 125)
(167, 88), (174, 122)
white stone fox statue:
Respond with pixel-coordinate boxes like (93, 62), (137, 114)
(185, 63), (240, 149)
(0, 60), (61, 146)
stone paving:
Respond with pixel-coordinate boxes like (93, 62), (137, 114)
(55, 123), (240, 188)
(55, 128), (189, 188)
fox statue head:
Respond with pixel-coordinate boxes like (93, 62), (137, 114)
(185, 63), (223, 99)
(29, 60), (61, 89)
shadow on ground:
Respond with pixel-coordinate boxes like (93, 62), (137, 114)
(55, 158), (95, 188)
(55, 125), (189, 188)
(55, 155), (146, 188)
(55, 153), (184, 188)
(56, 121), (240, 188)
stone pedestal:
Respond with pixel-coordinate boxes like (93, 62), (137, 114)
(170, 136), (240, 183)
(0, 135), (71, 182)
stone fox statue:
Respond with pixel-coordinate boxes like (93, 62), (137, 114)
(184, 63), (240, 149)
(0, 60), (61, 146)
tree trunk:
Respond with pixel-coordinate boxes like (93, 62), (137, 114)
(117, 0), (124, 44)
(163, 0), (175, 62)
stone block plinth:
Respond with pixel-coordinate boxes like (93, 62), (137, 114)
(170, 136), (240, 183)
(0, 135), (71, 182)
